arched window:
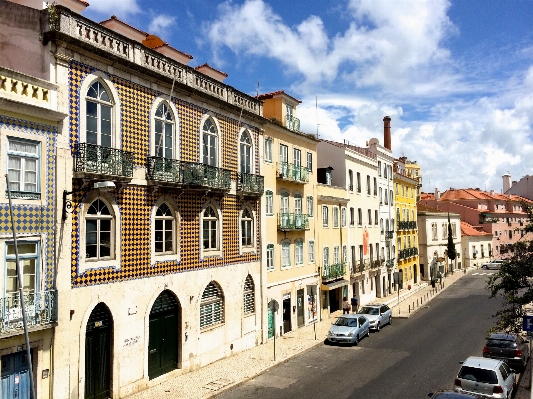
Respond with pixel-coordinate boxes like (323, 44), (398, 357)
(86, 199), (113, 260)
(243, 275), (255, 315)
(241, 208), (253, 247)
(239, 130), (252, 174)
(155, 203), (175, 254)
(202, 118), (218, 166)
(154, 102), (175, 158)
(86, 81), (113, 147)
(203, 205), (218, 250)
(200, 281), (224, 329)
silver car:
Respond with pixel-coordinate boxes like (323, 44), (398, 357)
(326, 315), (370, 345)
(357, 304), (392, 331)
(454, 356), (515, 398)
(481, 260), (504, 270)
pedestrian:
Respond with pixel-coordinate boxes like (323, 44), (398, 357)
(342, 297), (350, 314)
(351, 294), (359, 314)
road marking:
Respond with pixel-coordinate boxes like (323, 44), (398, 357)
(472, 272), (495, 276)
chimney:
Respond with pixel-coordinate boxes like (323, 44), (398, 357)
(512, 180), (517, 187)
(434, 188), (440, 200)
(502, 172), (511, 193)
(383, 116), (391, 150)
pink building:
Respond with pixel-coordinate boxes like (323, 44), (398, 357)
(420, 188), (531, 258)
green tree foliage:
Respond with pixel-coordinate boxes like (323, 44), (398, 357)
(487, 202), (533, 333)
(447, 213), (457, 261)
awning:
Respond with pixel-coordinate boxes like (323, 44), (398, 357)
(321, 279), (350, 291)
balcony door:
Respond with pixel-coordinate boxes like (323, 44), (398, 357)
(294, 195), (302, 228)
(239, 131), (251, 174)
(293, 148), (301, 180)
(280, 193), (289, 228)
(279, 144), (288, 177)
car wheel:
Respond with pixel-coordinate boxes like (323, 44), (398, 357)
(354, 334), (359, 345)
(376, 322), (380, 332)
(366, 328), (370, 338)
(388, 316), (392, 326)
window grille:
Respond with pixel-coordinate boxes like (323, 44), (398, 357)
(200, 281), (224, 329)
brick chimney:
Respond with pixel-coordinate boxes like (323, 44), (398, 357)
(383, 116), (391, 150)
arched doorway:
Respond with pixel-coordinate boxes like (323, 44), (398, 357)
(148, 290), (180, 380)
(85, 303), (112, 399)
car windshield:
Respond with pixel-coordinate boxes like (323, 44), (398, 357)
(486, 339), (515, 348)
(334, 317), (358, 327)
(359, 307), (379, 315)
(458, 366), (498, 384)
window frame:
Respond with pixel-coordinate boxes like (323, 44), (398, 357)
(152, 98), (179, 159)
(200, 115), (221, 167)
(264, 137), (273, 162)
(265, 190), (274, 216)
(322, 205), (329, 227)
(240, 206), (255, 252)
(333, 206), (339, 228)
(152, 198), (180, 265)
(243, 275), (255, 316)
(266, 243), (275, 271)
(200, 201), (223, 258)
(239, 129), (253, 174)
(281, 240), (291, 269)
(306, 151), (313, 172)
(307, 196), (314, 217)
(6, 137), (41, 199)
(200, 281), (224, 330)
(5, 240), (40, 299)
(308, 240), (315, 263)
(295, 239), (304, 266)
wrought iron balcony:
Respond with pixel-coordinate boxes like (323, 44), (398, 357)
(0, 290), (57, 334)
(278, 213), (310, 231)
(286, 114), (301, 132)
(146, 156), (231, 191)
(74, 143), (133, 178)
(408, 221), (417, 230)
(386, 258), (396, 269)
(277, 162), (309, 183)
(385, 230), (394, 240)
(371, 259), (384, 268)
(237, 172), (264, 196)
(322, 262), (346, 281)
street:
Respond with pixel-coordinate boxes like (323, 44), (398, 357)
(215, 271), (503, 399)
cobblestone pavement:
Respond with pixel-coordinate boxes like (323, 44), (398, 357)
(125, 268), (530, 399)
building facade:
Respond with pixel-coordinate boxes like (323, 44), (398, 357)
(460, 221), (493, 268)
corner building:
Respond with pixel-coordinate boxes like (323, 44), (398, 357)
(43, 4), (264, 398)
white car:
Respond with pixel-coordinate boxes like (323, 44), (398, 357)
(481, 260), (504, 270)
(454, 356), (515, 398)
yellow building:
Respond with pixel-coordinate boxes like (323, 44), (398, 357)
(394, 158), (420, 287)
(258, 91), (320, 338)
(405, 159), (422, 201)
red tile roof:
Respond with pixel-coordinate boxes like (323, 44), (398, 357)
(99, 15), (149, 35)
(440, 188), (532, 203)
(420, 193), (435, 200)
(417, 204), (444, 213)
(256, 90), (302, 103)
(194, 63), (227, 76)
(460, 221), (492, 237)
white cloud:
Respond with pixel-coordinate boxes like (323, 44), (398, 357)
(85, 0), (140, 16)
(148, 15), (176, 38)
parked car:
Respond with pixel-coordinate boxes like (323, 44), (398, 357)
(357, 304), (392, 331)
(481, 260), (504, 270)
(326, 314), (370, 345)
(483, 333), (529, 373)
(454, 356), (515, 398)
(428, 390), (484, 398)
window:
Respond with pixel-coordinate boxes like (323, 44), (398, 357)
(384, 190), (388, 205)
(350, 208), (355, 226)
(432, 223), (437, 240)
(240, 130), (252, 174)
(86, 199), (114, 260)
(341, 207), (347, 227)
(384, 165), (387, 179)
(348, 170), (354, 191)
(7, 138), (39, 197)
(333, 206), (339, 227)
(155, 203), (175, 254)
(293, 148), (302, 180)
(308, 241), (315, 263)
(395, 183), (399, 195)
(375, 210), (378, 226)
(389, 165), (392, 180)
(202, 118), (218, 166)
(452, 223), (457, 238)
(203, 205), (219, 250)
(326, 170), (332, 185)
(378, 161), (382, 176)
(86, 81), (112, 147)
(373, 177), (377, 196)
(241, 208), (253, 247)
(334, 246), (340, 264)
(295, 239), (304, 265)
(306, 152), (313, 172)
(264, 138), (273, 162)
(356, 172), (361, 193)
(265, 190), (273, 215)
(379, 187), (383, 204)
(5, 241), (39, 299)
(368, 209), (372, 225)
(357, 208), (362, 226)
(366, 175), (371, 194)
(154, 102), (175, 158)
(281, 241), (291, 268)
(390, 190), (394, 205)
(307, 196), (314, 217)
(243, 275), (255, 315)
(200, 281), (224, 329)
(380, 218), (384, 233)
(342, 245), (347, 264)
(322, 206), (329, 227)
(442, 223), (448, 239)
(294, 194), (303, 228)
(266, 244), (274, 271)
(323, 247), (330, 267)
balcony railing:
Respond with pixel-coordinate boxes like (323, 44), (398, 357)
(237, 172), (264, 196)
(386, 258), (396, 269)
(397, 221), (417, 231)
(278, 213), (310, 231)
(385, 230), (394, 240)
(277, 162), (309, 183)
(398, 247), (418, 260)
(0, 290), (57, 334)
(146, 156), (231, 191)
(74, 143), (133, 178)
(323, 262), (346, 281)
(286, 114), (300, 132)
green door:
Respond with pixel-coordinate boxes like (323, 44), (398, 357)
(148, 291), (179, 380)
(85, 303), (112, 399)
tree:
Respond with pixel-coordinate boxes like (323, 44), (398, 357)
(446, 213), (457, 269)
(487, 202), (533, 333)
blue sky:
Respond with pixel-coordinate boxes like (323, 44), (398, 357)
(83, 0), (533, 193)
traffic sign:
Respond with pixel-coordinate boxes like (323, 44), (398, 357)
(523, 315), (533, 332)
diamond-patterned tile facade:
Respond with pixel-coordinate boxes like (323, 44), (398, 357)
(0, 115), (58, 290)
(69, 61), (261, 287)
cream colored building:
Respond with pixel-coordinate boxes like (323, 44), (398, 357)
(461, 221), (493, 268)
(258, 91), (320, 337)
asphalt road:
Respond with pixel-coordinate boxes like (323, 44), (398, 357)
(215, 270), (503, 399)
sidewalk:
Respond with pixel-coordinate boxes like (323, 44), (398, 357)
(124, 268), (481, 399)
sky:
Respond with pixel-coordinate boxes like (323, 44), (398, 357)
(82, 0), (533, 193)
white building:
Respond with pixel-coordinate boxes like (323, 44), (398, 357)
(461, 221), (493, 268)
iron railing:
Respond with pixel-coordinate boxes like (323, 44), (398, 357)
(385, 230), (394, 240)
(146, 156), (231, 190)
(398, 247), (418, 260)
(386, 258), (396, 269)
(286, 114), (300, 132)
(237, 172), (264, 195)
(278, 213), (310, 231)
(74, 143), (133, 177)
(277, 162), (309, 183)
(397, 221), (417, 231)
(323, 262), (346, 281)
(0, 290), (57, 334)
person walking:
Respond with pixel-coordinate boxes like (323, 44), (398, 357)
(342, 297), (350, 314)
(351, 294), (359, 314)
